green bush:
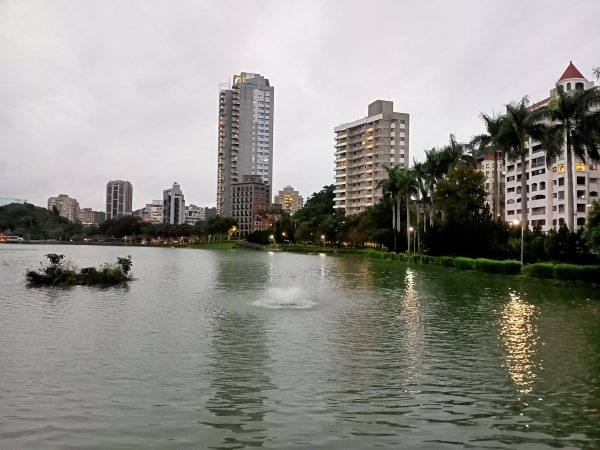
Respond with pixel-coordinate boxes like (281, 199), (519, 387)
(499, 260), (523, 275)
(524, 263), (555, 279)
(440, 256), (455, 268)
(453, 257), (475, 270)
(473, 258), (500, 273)
(554, 264), (600, 283)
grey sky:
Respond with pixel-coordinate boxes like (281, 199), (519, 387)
(1, 0), (599, 211)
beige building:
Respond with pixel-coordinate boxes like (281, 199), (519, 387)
(274, 185), (303, 215)
(79, 208), (104, 225)
(48, 194), (80, 222)
(334, 100), (410, 215)
(477, 151), (505, 219)
(504, 62), (599, 230)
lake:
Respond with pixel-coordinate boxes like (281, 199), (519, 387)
(1, 244), (599, 449)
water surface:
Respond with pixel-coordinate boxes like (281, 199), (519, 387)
(1, 245), (599, 449)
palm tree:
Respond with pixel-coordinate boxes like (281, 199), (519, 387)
(594, 67), (600, 82)
(493, 98), (549, 231)
(534, 87), (600, 229)
(471, 112), (508, 218)
(377, 165), (417, 252)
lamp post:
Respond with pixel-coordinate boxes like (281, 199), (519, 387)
(513, 219), (524, 265)
(408, 226), (414, 253)
(321, 234), (325, 247)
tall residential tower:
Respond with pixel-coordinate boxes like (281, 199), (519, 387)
(217, 72), (274, 217)
(334, 100), (410, 215)
(105, 180), (133, 220)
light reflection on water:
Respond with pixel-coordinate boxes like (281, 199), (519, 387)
(1, 245), (600, 449)
(500, 290), (540, 394)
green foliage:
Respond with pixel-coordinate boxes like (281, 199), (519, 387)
(246, 230), (271, 245)
(584, 200), (600, 253)
(116, 255), (132, 275)
(524, 263), (556, 279)
(26, 255), (133, 285)
(0, 202), (83, 240)
(525, 262), (600, 283)
(453, 257), (475, 270)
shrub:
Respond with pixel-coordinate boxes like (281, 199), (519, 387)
(27, 255), (133, 286)
(554, 264), (600, 283)
(524, 263), (555, 279)
(440, 256), (455, 268)
(499, 260), (522, 275)
(453, 257), (475, 270)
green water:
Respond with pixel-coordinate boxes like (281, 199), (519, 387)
(1, 245), (599, 449)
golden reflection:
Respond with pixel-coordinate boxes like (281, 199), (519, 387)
(397, 269), (423, 378)
(499, 291), (539, 393)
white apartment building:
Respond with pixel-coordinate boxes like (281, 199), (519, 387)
(334, 100), (409, 215)
(504, 62), (599, 231)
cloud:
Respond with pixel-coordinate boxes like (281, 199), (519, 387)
(1, 0), (599, 210)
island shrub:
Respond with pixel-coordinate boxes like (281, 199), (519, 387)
(27, 253), (133, 286)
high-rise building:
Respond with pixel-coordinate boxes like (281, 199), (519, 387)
(231, 175), (270, 236)
(503, 62), (599, 231)
(106, 180), (133, 220)
(163, 182), (185, 225)
(274, 185), (303, 215)
(334, 100), (410, 215)
(47, 194), (80, 222)
(217, 72), (274, 217)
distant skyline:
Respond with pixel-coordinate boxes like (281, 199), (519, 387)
(1, 0), (599, 211)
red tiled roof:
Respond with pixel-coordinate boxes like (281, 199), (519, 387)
(558, 61), (585, 82)
(528, 97), (550, 110)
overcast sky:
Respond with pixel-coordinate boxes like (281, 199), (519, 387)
(1, 0), (599, 211)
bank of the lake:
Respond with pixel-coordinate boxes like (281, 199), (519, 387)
(2, 244), (600, 449)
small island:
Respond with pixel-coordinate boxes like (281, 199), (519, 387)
(26, 253), (133, 286)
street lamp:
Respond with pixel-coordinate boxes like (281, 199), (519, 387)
(408, 226), (415, 253)
(513, 219), (524, 265)
(321, 234), (325, 246)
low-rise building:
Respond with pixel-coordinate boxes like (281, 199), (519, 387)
(48, 194), (80, 222)
(79, 208), (104, 225)
(231, 175), (270, 236)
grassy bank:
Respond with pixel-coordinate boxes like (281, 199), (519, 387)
(359, 249), (600, 285)
(178, 241), (237, 250)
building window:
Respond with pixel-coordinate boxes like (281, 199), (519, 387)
(577, 217), (586, 226)
(577, 204), (587, 213)
(576, 162), (586, 171)
(577, 176), (585, 185)
(558, 177), (565, 186)
(540, 181), (546, 190)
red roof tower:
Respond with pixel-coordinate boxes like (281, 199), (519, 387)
(558, 61), (585, 82)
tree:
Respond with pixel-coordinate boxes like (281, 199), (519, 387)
(377, 166), (417, 252)
(584, 200), (600, 253)
(471, 112), (508, 218)
(535, 87), (600, 229)
(594, 67), (600, 82)
(427, 164), (500, 257)
(492, 98), (549, 232)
